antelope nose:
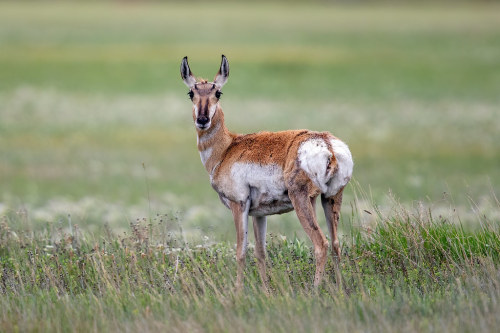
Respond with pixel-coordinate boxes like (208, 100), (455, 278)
(197, 116), (209, 125)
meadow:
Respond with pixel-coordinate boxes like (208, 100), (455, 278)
(1, 1), (500, 331)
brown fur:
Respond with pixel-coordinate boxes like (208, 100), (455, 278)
(196, 102), (341, 288)
(181, 57), (350, 289)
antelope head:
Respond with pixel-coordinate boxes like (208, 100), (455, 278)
(180, 55), (229, 131)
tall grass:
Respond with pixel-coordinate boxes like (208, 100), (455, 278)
(1, 201), (499, 332)
(1, 2), (499, 331)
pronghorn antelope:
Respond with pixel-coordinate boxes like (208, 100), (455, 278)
(180, 55), (353, 288)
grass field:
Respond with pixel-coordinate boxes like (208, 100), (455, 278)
(1, 1), (500, 331)
(2, 207), (500, 332)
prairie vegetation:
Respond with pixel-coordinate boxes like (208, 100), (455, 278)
(0, 1), (499, 331)
(2, 201), (500, 332)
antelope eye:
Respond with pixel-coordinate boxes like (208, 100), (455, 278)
(215, 91), (222, 99)
(188, 90), (194, 100)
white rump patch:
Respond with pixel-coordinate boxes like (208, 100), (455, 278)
(297, 139), (333, 193)
(298, 138), (353, 197)
(326, 139), (353, 197)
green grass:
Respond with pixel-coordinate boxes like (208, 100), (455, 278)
(1, 3), (499, 101)
(0, 0), (498, 237)
(1, 202), (500, 332)
(0, 1), (500, 331)
(1, 3), (498, 217)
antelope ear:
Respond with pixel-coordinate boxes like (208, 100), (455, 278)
(180, 56), (196, 88)
(214, 55), (229, 88)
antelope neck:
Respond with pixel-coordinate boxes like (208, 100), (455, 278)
(196, 106), (233, 175)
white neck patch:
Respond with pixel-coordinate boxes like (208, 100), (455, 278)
(198, 122), (221, 145)
(199, 147), (213, 166)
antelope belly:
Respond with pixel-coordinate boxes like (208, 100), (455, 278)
(227, 162), (293, 216)
(248, 199), (294, 217)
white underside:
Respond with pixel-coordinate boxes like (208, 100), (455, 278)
(226, 163), (293, 216)
(216, 138), (352, 216)
(229, 162), (288, 202)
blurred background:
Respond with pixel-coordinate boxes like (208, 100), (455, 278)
(1, 0), (499, 241)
